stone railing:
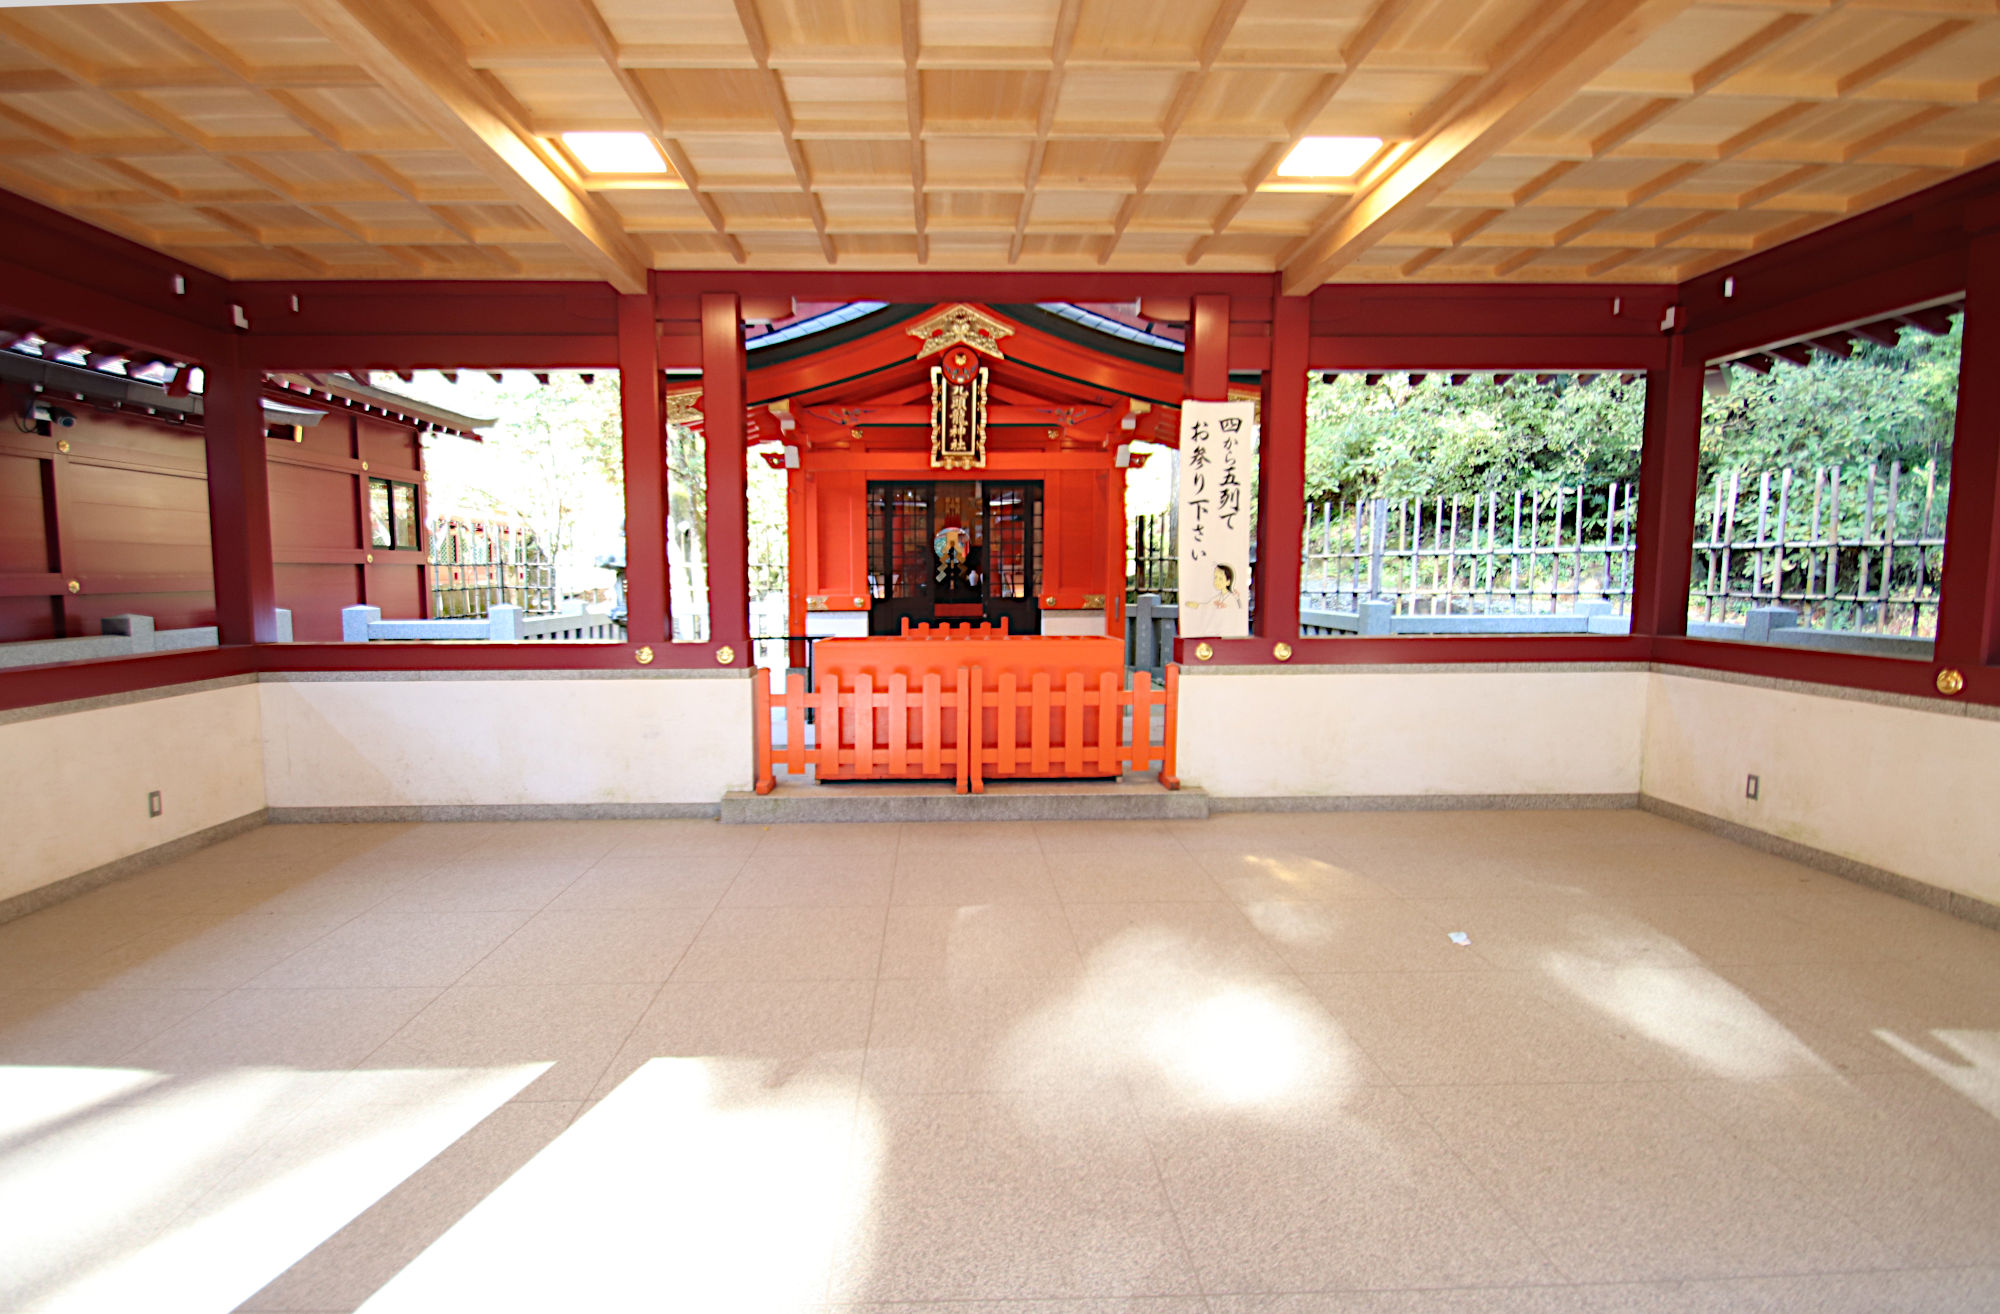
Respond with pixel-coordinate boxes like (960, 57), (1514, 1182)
(0, 611), (291, 670)
(341, 602), (619, 643)
(1125, 593), (1178, 675)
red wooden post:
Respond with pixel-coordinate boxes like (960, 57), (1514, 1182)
(1260, 294), (1310, 641)
(1185, 293), (1229, 401)
(1629, 335), (1705, 638)
(202, 344), (279, 644)
(701, 291), (750, 654)
(753, 677), (773, 794)
(1935, 230), (2000, 673)
(1160, 662), (1180, 790)
(618, 290), (668, 645)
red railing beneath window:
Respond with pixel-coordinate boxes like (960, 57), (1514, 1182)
(753, 662), (1178, 795)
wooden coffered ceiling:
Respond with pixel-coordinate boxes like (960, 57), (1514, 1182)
(0, 0), (1996, 290)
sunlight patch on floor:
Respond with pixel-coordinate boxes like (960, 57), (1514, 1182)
(1876, 1029), (2000, 1122)
(2, 1062), (544, 1314)
(355, 1058), (874, 1314)
(1544, 951), (1828, 1080)
(998, 928), (1361, 1109)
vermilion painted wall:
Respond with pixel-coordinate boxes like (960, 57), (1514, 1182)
(0, 411), (214, 641)
(0, 400), (430, 644)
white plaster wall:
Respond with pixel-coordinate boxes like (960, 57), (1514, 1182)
(260, 675), (753, 808)
(1041, 610), (1108, 637)
(0, 683), (265, 902)
(1179, 668), (1647, 799)
(1642, 672), (2000, 906)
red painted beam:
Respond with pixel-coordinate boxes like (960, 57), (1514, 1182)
(1193, 635), (1653, 666)
(0, 646), (252, 714)
(618, 291), (668, 646)
(244, 335), (618, 371)
(1678, 160), (2000, 343)
(1629, 338), (1704, 639)
(1308, 336), (1668, 372)
(1259, 296), (1310, 644)
(1682, 251), (1965, 367)
(1936, 231), (2000, 674)
(701, 292), (750, 656)
(258, 643), (727, 672)
(1309, 284), (1669, 338)
(0, 188), (230, 362)
(1186, 293), (1230, 401)
(202, 343), (280, 644)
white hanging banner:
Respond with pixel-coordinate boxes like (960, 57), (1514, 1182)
(1176, 398), (1256, 638)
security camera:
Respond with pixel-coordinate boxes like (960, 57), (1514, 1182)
(32, 403), (76, 428)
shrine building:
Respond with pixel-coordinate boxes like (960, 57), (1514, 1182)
(2, 1), (2000, 1309)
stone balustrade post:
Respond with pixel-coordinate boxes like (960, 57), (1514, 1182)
(341, 605), (382, 642)
(1744, 606), (1800, 643)
(488, 604), (524, 640)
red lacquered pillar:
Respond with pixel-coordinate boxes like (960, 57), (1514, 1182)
(202, 342), (279, 644)
(701, 291), (750, 654)
(618, 289), (669, 645)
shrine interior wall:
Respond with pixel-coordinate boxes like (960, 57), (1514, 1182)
(1641, 669), (2000, 910)
(258, 670), (755, 815)
(0, 678), (265, 906)
(1179, 665), (1649, 803)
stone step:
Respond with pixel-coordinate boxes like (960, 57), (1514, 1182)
(721, 776), (1207, 824)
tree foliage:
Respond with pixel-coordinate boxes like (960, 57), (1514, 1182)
(1303, 317), (1962, 505)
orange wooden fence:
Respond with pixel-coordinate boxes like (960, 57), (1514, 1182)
(753, 663), (1179, 795)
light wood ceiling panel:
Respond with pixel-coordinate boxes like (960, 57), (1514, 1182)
(0, 0), (1989, 283)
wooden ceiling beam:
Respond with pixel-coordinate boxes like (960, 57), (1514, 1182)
(901, 0), (927, 263)
(731, 0), (835, 264)
(1008, 0), (1082, 265)
(1280, 0), (1695, 294)
(1446, 38), (1847, 266)
(291, 0), (649, 292)
(561, 0), (744, 264)
(1097, 0), (1249, 266)
(127, 7), (491, 253)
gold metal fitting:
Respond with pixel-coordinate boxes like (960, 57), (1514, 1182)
(55, 439), (69, 454)
(634, 645), (654, 665)
(66, 579), (80, 594)
(364, 553), (373, 563)
(716, 644), (736, 665)
(1273, 642), (1293, 662)
(1194, 641), (1214, 662)
(1936, 667), (1965, 696)
(360, 460), (369, 471)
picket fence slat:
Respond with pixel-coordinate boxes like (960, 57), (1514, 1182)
(754, 665), (1181, 795)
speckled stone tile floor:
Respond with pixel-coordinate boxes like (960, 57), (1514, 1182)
(1, 809), (1996, 1314)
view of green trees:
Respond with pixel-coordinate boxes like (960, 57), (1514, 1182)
(1302, 316), (1962, 506)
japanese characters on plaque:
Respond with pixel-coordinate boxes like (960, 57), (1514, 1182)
(1176, 398), (1257, 639)
(929, 343), (988, 469)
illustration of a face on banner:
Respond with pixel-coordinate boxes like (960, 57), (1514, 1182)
(1176, 399), (1256, 639)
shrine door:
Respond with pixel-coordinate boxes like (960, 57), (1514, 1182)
(865, 480), (1043, 635)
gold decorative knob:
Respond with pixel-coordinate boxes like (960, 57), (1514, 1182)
(360, 460), (369, 471)
(716, 645), (735, 665)
(1936, 667), (1964, 696)
(55, 439), (69, 454)
(1273, 642), (1293, 662)
(66, 579), (80, 594)
(365, 553), (373, 563)
(1194, 641), (1213, 662)
(635, 645), (654, 665)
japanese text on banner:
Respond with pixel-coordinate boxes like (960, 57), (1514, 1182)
(1176, 398), (1256, 639)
